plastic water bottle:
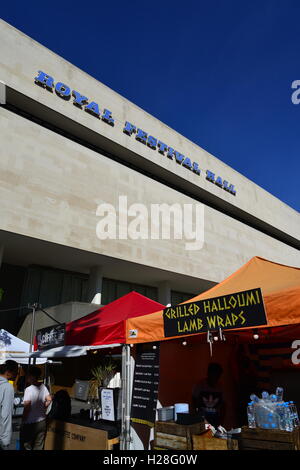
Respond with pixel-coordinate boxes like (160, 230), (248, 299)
(250, 394), (259, 403)
(276, 387), (284, 402)
(283, 403), (293, 431)
(247, 402), (256, 428)
(262, 391), (270, 401)
(287, 402), (294, 428)
(258, 402), (269, 428)
(277, 403), (286, 430)
(292, 401), (299, 427)
(267, 412), (277, 429)
(288, 401), (299, 428)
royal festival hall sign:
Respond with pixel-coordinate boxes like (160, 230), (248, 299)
(34, 71), (236, 196)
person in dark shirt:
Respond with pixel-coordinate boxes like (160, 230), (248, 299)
(48, 390), (71, 421)
(192, 363), (225, 428)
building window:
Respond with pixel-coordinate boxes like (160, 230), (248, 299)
(102, 278), (158, 305)
(171, 290), (195, 305)
(20, 265), (89, 314)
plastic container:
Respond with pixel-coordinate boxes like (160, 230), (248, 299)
(276, 403), (286, 430)
(262, 391), (270, 401)
(250, 394), (259, 403)
(284, 404), (293, 432)
(174, 403), (189, 420)
(276, 387), (284, 402)
(247, 402), (256, 428)
(289, 401), (299, 427)
(158, 406), (174, 422)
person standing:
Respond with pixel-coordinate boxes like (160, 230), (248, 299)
(20, 366), (52, 450)
(192, 362), (225, 428)
(0, 360), (19, 450)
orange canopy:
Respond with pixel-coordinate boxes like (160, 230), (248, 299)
(126, 256), (300, 344)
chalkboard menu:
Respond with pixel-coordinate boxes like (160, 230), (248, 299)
(163, 288), (267, 338)
(130, 344), (160, 428)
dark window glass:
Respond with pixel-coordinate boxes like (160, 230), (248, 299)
(102, 278), (158, 305)
(171, 290), (195, 305)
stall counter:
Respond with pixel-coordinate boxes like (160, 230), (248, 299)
(45, 417), (120, 450)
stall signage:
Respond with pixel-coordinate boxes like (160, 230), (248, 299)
(36, 323), (66, 350)
(163, 288), (267, 338)
(34, 71), (236, 197)
(130, 344), (160, 428)
(100, 388), (115, 421)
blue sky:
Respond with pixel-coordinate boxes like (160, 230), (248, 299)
(1, 0), (300, 211)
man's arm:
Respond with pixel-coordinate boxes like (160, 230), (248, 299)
(0, 385), (14, 447)
(44, 393), (52, 408)
(22, 388), (32, 422)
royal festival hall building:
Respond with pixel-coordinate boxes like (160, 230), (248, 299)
(0, 19), (299, 339)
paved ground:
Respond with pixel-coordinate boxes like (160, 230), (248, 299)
(8, 398), (90, 450)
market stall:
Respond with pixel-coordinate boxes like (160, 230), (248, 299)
(124, 257), (300, 450)
(30, 291), (165, 450)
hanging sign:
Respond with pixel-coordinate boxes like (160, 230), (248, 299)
(36, 323), (66, 350)
(163, 288), (267, 338)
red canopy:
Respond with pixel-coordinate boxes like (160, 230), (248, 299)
(65, 291), (165, 346)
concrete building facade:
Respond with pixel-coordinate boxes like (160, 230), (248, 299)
(0, 20), (299, 339)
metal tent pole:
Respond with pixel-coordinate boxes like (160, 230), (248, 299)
(120, 344), (132, 450)
(125, 344), (132, 451)
(28, 302), (39, 366)
(120, 344), (126, 450)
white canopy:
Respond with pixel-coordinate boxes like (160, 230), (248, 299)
(0, 329), (46, 364)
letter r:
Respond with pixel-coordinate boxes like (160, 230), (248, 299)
(34, 71), (54, 91)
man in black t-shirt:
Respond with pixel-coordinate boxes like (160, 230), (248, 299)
(192, 363), (224, 428)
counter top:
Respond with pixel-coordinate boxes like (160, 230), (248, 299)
(68, 413), (120, 439)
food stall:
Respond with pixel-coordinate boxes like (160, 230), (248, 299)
(30, 291), (165, 450)
(124, 256), (300, 450)
(26, 257), (300, 451)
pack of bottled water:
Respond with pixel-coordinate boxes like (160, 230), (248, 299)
(247, 387), (299, 431)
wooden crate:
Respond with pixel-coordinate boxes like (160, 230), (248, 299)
(239, 426), (300, 451)
(192, 432), (232, 450)
(154, 421), (205, 450)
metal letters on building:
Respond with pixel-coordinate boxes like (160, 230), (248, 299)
(34, 71), (236, 196)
